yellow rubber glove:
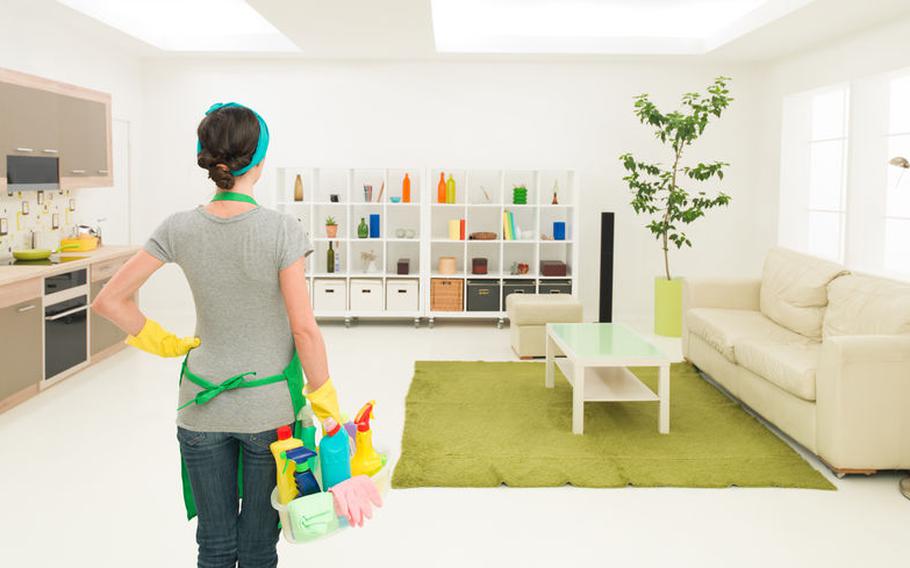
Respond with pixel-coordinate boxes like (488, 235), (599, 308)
(307, 378), (342, 425)
(125, 318), (200, 358)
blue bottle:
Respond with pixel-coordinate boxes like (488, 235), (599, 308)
(369, 214), (380, 238)
(285, 446), (321, 497)
(319, 417), (352, 490)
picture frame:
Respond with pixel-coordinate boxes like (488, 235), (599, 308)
(52, 213), (60, 229)
(0, 217), (7, 236)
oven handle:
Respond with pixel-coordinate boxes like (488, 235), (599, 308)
(45, 304), (88, 321)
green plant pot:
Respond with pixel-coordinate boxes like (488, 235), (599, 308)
(654, 277), (683, 337)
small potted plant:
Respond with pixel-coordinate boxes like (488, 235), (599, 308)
(325, 216), (338, 238)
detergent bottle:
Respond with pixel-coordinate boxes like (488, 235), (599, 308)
(351, 400), (383, 477)
(270, 425), (304, 504)
(437, 172), (446, 203)
(285, 446), (321, 497)
(300, 406), (319, 473)
(319, 417), (351, 490)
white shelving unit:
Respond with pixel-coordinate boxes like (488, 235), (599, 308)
(275, 167), (578, 327)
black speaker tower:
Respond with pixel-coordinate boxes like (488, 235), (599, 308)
(599, 212), (614, 323)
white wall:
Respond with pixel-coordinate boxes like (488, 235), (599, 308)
(137, 58), (766, 323)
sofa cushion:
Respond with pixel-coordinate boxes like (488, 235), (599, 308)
(759, 247), (847, 340)
(735, 340), (819, 401)
(824, 273), (910, 338)
(686, 307), (812, 363)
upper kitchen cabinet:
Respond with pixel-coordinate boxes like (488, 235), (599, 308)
(0, 67), (112, 192)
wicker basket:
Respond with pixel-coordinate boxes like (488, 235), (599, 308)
(469, 232), (497, 240)
(430, 278), (464, 311)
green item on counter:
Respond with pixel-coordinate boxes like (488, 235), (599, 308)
(357, 217), (369, 239)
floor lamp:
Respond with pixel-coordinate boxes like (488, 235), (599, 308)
(889, 156), (910, 501)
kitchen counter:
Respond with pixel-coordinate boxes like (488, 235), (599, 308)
(0, 245), (141, 286)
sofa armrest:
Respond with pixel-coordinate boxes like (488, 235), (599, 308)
(682, 278), (761, 355)
(683, 277), (761, 312)
(816, 335), (910, 470)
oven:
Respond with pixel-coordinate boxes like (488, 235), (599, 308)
(43, 268), (89, 381)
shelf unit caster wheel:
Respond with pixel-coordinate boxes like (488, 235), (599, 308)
(414, 317), (421, 329)
(344, 317), (352, 329)
(497, 317), (504, 329)
(428, 317), (435, 329)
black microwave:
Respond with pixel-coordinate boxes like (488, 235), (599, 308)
(7, 155), (60, 191)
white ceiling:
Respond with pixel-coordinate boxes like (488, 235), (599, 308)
(43, 0), (910, 61)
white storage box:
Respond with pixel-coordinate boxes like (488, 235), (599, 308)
(349, 279), (383, 312)
(313, 279), (347, 312)
(385, 279), (419, 312)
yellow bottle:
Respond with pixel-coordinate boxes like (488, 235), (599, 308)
(351, 401), (383, 477)
(445, 174), (456, 204)
(270, 425), (304, 504)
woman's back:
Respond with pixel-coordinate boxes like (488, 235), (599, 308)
(145, 204), (312, 432)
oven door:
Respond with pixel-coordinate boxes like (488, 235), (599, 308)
(44, 295), (88, 380)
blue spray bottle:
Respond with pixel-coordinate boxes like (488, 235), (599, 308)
(284, 446), (321, 497)
(319, 417), (351, 490)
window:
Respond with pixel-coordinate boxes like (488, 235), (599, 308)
(885, 75), (910, 275)
(806, 88), (849, 262)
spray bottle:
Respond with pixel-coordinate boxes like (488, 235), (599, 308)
(350, 401), (383, 477)
(270, 425), (304, 504)
(299, 405), (319, 473)
(284, 446), (321, 497)
(319, 417), (352, 490)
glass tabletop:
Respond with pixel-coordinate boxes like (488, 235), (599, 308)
(547, 322), (666, 361)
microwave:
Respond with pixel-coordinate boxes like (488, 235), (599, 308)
(6, 155), (60, 191)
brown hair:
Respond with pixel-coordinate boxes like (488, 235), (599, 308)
(196, 106), (260, 190)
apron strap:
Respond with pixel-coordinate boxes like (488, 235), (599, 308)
(178, 358), (288, 411)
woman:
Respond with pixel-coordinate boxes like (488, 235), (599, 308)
(92, 102), (379, 568)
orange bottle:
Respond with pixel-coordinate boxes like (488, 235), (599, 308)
(437, 172), (446, 204)
(403, 173), (411, 203)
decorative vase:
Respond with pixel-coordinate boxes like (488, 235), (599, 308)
(326, 224), (338, 238)
(654, 277), (683, 337)
(357, 218), (369, 239)
(293, 174), (303, 202)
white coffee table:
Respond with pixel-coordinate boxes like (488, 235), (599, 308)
(545, 322), (671, 434)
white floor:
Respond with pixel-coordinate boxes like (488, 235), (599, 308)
(1, 319), (907, 568)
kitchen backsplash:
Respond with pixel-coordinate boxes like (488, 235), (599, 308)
(0, 189), (78, 256)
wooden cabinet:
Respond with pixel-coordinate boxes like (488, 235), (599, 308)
(90, 277), (127, 356)
(90, 256), (130, 357)
(0, 278), (43, 411)
(59, 94), (109, 180)
(0, 67), (111, 192)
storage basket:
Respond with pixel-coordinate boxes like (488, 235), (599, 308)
(430, 278), (464, 311)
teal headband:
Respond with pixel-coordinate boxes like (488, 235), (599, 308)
(196, 102), (270, 177)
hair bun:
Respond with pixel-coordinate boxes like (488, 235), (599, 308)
(209, 165), (235, 190)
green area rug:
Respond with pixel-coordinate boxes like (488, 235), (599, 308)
(392, 361), (834, 490)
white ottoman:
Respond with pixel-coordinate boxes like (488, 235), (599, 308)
(506, 294), (583, 358)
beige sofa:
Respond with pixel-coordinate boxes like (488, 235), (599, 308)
(683, 247), (910, 474)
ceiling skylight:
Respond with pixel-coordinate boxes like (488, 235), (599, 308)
(56, 0), (299, 52)
(431, 0), (806, 55)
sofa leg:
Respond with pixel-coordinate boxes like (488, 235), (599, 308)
(831, 466), (877, 479)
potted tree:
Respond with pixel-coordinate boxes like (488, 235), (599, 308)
(620, 76), (733, 337)
(325, 216), (338, 239)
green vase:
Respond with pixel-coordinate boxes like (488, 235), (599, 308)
(357, 217), (368, 239)
(654, 277), (683, 337)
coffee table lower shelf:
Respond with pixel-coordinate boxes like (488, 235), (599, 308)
(553, 358), (659, 402)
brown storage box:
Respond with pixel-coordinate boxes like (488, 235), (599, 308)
(430, 278), (464, 311)
(540, 261), (568, 277)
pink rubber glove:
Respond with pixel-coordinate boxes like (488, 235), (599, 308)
(328, 475), (383, 528)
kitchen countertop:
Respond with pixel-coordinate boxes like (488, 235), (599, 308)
(0, 245), (141, 287)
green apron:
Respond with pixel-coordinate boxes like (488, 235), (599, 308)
(177, 190), (308, 520)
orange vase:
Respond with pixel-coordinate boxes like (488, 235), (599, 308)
(437, 173), (446, 204)
(403, 173), (411, 203)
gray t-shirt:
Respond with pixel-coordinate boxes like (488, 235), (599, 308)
(144, 205), (313, 433)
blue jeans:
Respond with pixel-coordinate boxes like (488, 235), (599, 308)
(177, 427), (280, 568)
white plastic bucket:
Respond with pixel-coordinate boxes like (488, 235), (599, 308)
(271, 452), (390, 544)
